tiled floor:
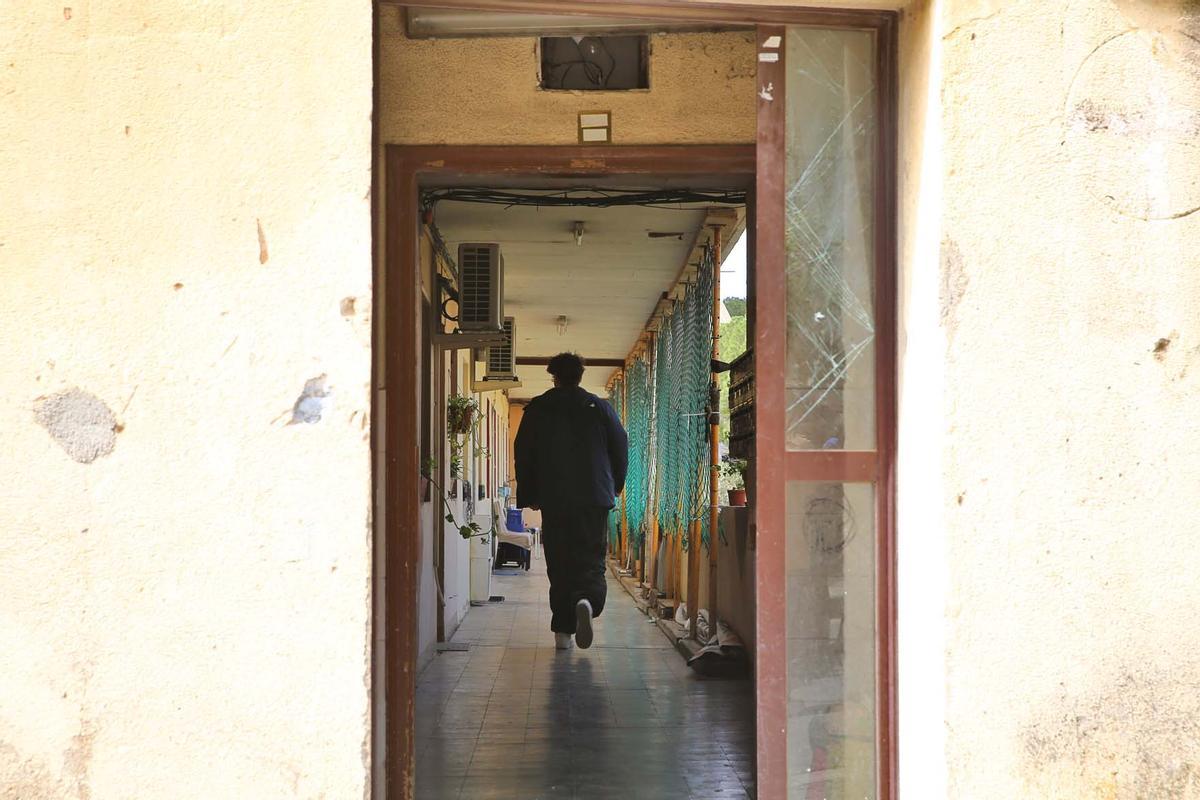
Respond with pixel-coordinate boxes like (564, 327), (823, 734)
(415, 552), (756, 799)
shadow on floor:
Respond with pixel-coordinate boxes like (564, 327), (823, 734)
(415, 553), (756, 799)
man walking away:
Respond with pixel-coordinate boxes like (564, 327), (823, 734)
(514, 353), (628, 650)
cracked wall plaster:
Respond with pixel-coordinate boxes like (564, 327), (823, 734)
(291, 375), (332, 424)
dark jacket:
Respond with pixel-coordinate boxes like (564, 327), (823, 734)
(514, 385), (628, 511)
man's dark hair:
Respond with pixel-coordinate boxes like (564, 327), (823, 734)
(547, 352), (585, 387)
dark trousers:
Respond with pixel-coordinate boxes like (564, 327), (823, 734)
(541, 506), (609, 634)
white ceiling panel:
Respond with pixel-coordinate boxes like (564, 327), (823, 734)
(435, 199), (713, 400)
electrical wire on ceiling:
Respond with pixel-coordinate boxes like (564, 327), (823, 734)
(426, 220), (459, 279)
(421, 186), (747, 324)
(425, 221), (463, 323)
(421, 187), (748, 211)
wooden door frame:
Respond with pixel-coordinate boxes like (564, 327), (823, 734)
(754, 19), (899, 800)
(384, 143), (755, 798)
(379, 6), (898, 800)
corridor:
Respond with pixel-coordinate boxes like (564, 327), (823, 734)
(414, 554), (756, 799)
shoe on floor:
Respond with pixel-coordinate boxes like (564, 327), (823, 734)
(574, 599), (594, 649)
(554, 632), (573, 650)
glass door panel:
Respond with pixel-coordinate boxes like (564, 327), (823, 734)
(786, 481), (876, 798)
(784, 28), (878, 453)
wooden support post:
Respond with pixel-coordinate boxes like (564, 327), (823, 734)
(661, 530), (669, 600)
(435, 346), (446, 643)
(647, 516), (659, 598)
(687, 518), (701, 639)
(620, 376), (629, 569)
(707, 225), (723, 643)
(646, 471), (659, 598)
(636, 539), (643, 584)
(674, 529), (681, 608)
(666, 526), (676, 604)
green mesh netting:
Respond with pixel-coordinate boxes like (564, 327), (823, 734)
(622, 357), (653, 548)
(606, 374), (625, 550)
(654, 245), (715, 550)
(609, 244), (715, 555)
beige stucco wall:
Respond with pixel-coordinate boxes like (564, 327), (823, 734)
(380, 6), (756, 145)
(0, 3), (373, 798)
(5, 1), (1199, 797)
(930, 1), (1200, 797)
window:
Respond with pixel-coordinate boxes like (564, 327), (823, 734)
(540, 36), (649, 90)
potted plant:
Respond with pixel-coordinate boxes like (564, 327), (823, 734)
(720, 457), (748, 506)
(445, 394), (488, 479)
(447, 394), (478, 435)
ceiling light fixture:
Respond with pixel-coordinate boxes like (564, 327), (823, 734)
(404, 8), (745, 38)
(573, 221), (585, 246)
(555, 315), (569, 336)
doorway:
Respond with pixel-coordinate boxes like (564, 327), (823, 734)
(379, 7), (897, 799)
(411, 167), (752, 798)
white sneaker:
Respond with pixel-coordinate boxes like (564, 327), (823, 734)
(574, 599), (594, 649)
(554, 632), (573, 650)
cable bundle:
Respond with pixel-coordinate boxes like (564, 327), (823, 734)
(422, 187), (747, 211)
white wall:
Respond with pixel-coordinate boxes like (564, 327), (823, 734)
(443, 493), (472, 636)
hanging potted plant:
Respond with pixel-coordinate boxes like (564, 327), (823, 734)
(447, 394), (478, 436)
(720, 457), (748, 507)
(446, 394), (480, 479)
(445, 394), (488, 480)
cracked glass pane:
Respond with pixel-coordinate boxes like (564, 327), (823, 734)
(785, 27), (877, 452)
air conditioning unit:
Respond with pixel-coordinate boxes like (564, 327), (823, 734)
(457, 243), (504, 332)
(473, 317), (522, 392)
(486, 317), (517, 379)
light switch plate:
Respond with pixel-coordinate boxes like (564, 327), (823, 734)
(578, 110), (612, 144)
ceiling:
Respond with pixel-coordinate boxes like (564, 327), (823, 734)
(434, 197), (717, 400)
